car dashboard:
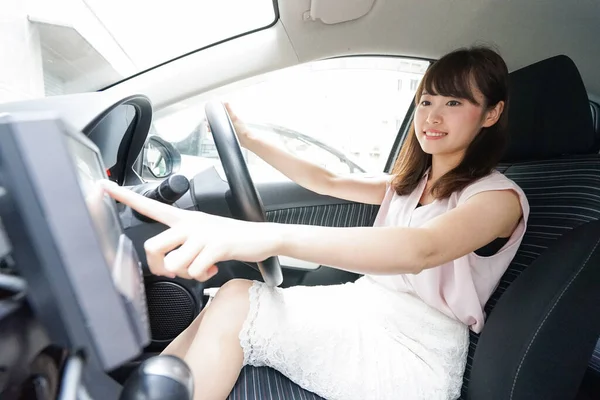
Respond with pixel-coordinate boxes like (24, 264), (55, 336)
(0, 92), (198, 399)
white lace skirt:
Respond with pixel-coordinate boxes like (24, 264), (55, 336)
(238, 276), (469, 400)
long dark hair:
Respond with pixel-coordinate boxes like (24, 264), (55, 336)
(391, 46), (509, 198)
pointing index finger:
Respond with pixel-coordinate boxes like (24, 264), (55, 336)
(100, 180), (180, 226)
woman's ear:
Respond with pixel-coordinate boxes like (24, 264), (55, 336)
(482, 101), (505, 128)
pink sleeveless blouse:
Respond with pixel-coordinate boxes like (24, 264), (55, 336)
(368, 170), (530, 333)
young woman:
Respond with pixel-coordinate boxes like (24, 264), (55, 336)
(103, 46), (529, 400)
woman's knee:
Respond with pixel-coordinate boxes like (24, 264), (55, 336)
(214, 278), (253, 302)
(206, 279), (254, 324)
(218, 278), (253, 293)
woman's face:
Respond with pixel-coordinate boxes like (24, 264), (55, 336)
(413, 84), (503, 158)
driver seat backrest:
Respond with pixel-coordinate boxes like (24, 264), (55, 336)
(461, 55), (600, 399)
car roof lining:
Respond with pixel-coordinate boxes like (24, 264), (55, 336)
(107, 0), (600, 109)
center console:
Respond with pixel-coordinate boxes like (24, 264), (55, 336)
(0, 113), (193, 399)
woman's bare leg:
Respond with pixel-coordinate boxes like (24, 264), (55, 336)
(179, 279), (253, 400)
(161, 306), (208, 359)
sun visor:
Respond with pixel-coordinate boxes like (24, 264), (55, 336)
(308, 0), (376, 24)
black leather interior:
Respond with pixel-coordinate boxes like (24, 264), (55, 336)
(502, 55), (596, 162)
(590, 101), (600, 150)
(469, 210), (600, 399)
(229, 55), (600, 400)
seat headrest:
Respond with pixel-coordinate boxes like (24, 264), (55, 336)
(502, 55), (596, 162)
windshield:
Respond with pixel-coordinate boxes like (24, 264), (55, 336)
(1, 0), (276, 103)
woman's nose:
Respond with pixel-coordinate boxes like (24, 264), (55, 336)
(426, 108), (442, 124)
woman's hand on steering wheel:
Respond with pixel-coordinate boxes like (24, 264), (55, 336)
(208, 103), (254, 149)
(101, 180), (281, 282)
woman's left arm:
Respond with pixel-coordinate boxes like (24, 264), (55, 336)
(102, 182), (522, 280)
(271, 189), (523, 275)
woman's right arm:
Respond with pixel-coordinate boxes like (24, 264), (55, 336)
(226, 104), (390, 205)
(246, 135), (389, 205)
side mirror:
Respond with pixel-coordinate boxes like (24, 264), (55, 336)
(142, 136), (181, 179)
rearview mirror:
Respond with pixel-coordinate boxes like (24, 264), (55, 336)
(142, 136), (181, 179)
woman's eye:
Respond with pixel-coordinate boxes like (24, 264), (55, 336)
(420, 100), (431, 106)
(447, 100), (461, 106)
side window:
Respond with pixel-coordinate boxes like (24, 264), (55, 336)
(148, 57), (428, 182)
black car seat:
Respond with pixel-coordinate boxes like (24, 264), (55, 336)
(590, 100), (600, 149)
(228, 55), (600, 400)
(587, 98), (600, 391)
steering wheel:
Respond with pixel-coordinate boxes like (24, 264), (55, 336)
(204, 102), (283, 287)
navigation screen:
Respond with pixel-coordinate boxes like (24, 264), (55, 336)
(67, 137), (122, 268)
(66, 136), (148, 337)
(0, 115), (151, 370)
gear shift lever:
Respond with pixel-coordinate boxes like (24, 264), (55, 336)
(119, 355), (194, 400)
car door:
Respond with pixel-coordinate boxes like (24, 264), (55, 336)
(134, 56), (430, 349)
